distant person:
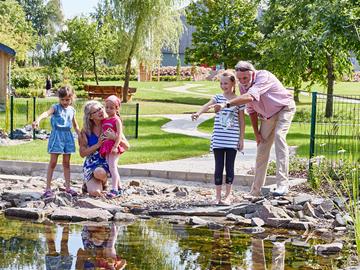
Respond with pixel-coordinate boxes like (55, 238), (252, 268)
(76, 224), (127, 270)
(99, 95), (129, 199)
(32, 86), (80, 198)
(192, 72), (245, 205)
(211, 61), (295, 197)
(46, 75), (52, 96)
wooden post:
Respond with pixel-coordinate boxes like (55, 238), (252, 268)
(157, 60), (160, 82)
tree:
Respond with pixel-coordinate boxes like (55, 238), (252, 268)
(0, 0), (35, 62)
(260, 0), (360, 117)
(16, 0), (63, 36)
(59, 16), (109, 83)
(108, 0), (184, 102)
(185, 0), (261, 69)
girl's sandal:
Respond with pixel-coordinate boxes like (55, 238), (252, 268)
(66, 188), (78, 197)
(42, 190), (54, 199)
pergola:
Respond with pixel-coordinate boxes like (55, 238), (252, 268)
(0, 43), (16, 108)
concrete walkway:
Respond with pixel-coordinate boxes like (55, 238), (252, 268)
(124, 114), (276, 176)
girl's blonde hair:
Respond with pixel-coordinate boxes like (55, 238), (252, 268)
(83, 100), (103, 135)
(221, 72), (236, 93)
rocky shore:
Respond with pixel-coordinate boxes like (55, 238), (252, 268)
(0, 174), (355, 257)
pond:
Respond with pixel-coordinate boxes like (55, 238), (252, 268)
(0, 215), (352, 269)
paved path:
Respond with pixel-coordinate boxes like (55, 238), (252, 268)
(125, 114), (276, 175)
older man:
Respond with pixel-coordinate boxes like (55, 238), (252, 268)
(212, 61), (296, 196)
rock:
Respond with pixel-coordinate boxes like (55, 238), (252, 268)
(239, 227), (265, 234)
(292, 193), (312, 205)
(149, 207), (228, 217)
(129, 180), (140, 187)
(2, 189), (42, 202)
(319, 199), (334, 212)
(173, 186), (189, 195)
(186, 216), (208, 226)
(286, 205), (303, 211)
(207, 222), (223, 230)
(226, 213), (252, 225)
(175, 191), (187, 197)
(334, 227), (347, 232)
(19, 200), (45, 209)
(229, 204), (258, 216)
(333, 197), (346, 210)
(0, 201), (12, 210)
(51, 207), (112, 221)
(265, 218), (292, 228)
(291, 239), (310, 248)
(113, 212), (137, 222)
(255, 205), (290, 221)
(314, 242), (343, 255)
(5, 207), (46, 220)
(324, 213), (335, 219)
(139, 215), (151, 220)
(335, 213), (346, 226)
(75, 198), (123, 214)
(297, 211), (304, 219)
(286, 221), (312, 230)
(303, 202), (317, 218)
(251, 217), (265, 227)
(311, 197), (324, 206)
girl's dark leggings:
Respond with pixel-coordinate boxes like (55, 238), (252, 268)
(213, 148), (237, 186)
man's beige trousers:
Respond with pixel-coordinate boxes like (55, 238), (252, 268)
(251, 100), (296, 194)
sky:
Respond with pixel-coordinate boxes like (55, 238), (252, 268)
(61, 0), (100, 19)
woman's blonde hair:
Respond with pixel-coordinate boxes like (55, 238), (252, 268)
(221, 71), (236, 93)
(83, 100), (103, 135)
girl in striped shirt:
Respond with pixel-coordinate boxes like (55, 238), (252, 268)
(192, 72), (245, 205)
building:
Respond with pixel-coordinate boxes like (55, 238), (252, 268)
(161, 16), (195, 67)
(0, 43), (16, 109)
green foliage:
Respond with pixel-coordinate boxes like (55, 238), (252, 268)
(59, 16), (110, 83)
(16, 0), (63, 36)
(0, 0), (35, 61)
(185, 0), (261, 69)
(260, 0), (360, 115)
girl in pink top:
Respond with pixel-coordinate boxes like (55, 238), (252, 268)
(100, 95), (129, 198)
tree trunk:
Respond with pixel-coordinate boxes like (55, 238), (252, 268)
(293, 86), (300, 103)
(123, 56), (132, 103)
(325, 53), (335, 118)
(92, 52), (99, 85)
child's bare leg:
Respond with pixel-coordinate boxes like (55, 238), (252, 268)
(63, 154), (71, 190)
(61, 224), (70, 256)
(224, 184), (232, 199)
(46, 154), (59, 190)
(107, 153), (120, 190)
(215, 185), (222, 203)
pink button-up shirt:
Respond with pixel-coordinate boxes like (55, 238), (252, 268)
(240, 70), (293, 119)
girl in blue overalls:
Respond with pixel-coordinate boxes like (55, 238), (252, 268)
(33, 86), (80, 198)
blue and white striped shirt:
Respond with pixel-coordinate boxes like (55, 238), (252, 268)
(210, 94), (245, 151)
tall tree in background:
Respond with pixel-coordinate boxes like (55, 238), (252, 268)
(185, 0), (261, 69)
(260, 0), (360, 117)
(109, 0), (184, 102)
(59, 16), (109, 83)
(0, 0), (35, 62)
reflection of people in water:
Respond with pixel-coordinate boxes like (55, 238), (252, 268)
(209, 227), (232, 270)
(251, 238), (285, 270)
(76, 223), (127, 270)
(45, 224), (73, 270)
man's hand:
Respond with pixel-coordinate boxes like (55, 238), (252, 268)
(32, 120), (39, 129)
(191, 112), (199, 121)
(209, 103), (226, 113)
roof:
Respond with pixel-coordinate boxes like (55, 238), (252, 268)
(0, 43), (16, 57)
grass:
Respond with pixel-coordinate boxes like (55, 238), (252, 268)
(0, 117), (209, 164)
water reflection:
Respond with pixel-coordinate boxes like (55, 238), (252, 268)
(0, 215), (353, 269)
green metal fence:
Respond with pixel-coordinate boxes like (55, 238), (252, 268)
(2, 97), (139, 139)
(309, 92), (360, 163)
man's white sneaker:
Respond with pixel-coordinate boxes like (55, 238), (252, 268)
(272, 185), (289, 196)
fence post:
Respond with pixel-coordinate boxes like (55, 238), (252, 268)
(135, 103), (139, 138)
(26, 100), (29, 122)
(33, 96), (36, 140)
(10, 95), (14, 139)
(309, 92), (317, 173)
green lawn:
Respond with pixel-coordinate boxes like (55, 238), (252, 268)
(0, 118), (209, 164)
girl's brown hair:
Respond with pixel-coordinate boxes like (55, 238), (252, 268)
(221, 72), (236, 93)
(58, 86), (76, 103)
